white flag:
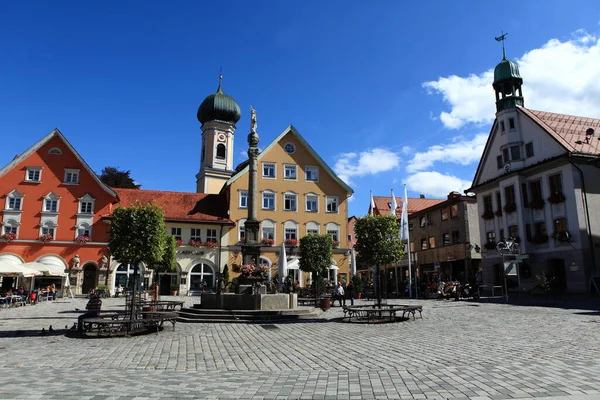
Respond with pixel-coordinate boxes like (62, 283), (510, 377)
(399, 185), (409, 241)
(369, 191), (375, 215)
(390, 189), (397, 216)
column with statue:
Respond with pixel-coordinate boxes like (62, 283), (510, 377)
(239, 107), (267, 292)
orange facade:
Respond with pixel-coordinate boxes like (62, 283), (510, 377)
(0, 131), (116, 283)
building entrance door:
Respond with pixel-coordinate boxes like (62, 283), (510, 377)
(159, 274), (175, 295)
(82, 263), (98, 294)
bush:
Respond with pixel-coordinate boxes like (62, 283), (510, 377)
(313, 275), (326, 297)
(351, 274), (364, 293)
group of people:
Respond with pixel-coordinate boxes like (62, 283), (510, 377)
(1, 284), (56, 305)
(332, 281), (355, 306)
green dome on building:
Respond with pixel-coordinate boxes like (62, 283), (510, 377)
(493, 58), (522, 85)
(197, 79), (241, 125)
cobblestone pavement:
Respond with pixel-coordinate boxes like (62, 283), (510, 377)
(1, 296), (599, 399)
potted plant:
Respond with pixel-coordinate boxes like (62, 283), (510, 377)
(188, 239), (202, 247)
(503, 203), (517, 214)
(1, 232), (16, 242)
(351, 274), (364, 299)
(284, 238), (299, 247)
(261, 238), (274, 246)
(481, 210), (494, 220)
(170, 284), (179, 296)
(176, 238), (183, 247)
(75, 235), (91, 244)
(204, 241), (219, 249)
(548, 192), (566, 204)
(39, 233), (54, 243)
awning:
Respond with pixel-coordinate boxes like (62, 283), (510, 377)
(285, 257), (337, 270)
(0, 260), (42, 277)
(22, 261), (68, 277)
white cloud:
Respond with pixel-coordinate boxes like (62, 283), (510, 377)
(423, 30), (600, 129)
(334, 148), (401, 185)
(406, 133), (488, 173)
(406, 171), (472, 198)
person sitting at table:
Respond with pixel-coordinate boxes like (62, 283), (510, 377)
(16, 287), (23, 296)
(78, 293), (103, 333)
(48, 284), (56, 300)
(114, 284), (123, 298)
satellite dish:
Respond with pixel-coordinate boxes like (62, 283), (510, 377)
(504, 163), (511, 173)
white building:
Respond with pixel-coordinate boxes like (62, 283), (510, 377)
(466, 53), (600, 293)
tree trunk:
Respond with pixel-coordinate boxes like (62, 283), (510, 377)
(128, 263), (139, 333)
(375, 264), (381, 309)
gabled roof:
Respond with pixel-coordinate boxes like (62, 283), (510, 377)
(114, 188), (234, 225)
(0, 128), (118, 199)
(470, 107), (600, 190)
(223, 125), (354, 195)
(372, 196), (444, 218)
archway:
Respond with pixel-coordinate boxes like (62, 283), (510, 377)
(190, 262), (215, 291)
(82, 263), (98, 294)
(159, 263), (181, 295)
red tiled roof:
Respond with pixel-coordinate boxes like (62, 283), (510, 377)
(372, 196), (444, 218)
(114, 188), (234, 224)
(521, 108), (600, 155)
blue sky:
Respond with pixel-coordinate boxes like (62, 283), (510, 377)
(2, 1), (600, 217)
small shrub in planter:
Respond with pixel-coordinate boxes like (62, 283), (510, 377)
(548, 192), (566, 204)
(204, 241), (219, 249)
(188, 239), (202, 247)
(170, 284), (179, 295)
(75, 235), (91, 244)
(39, 233), (54, 243)
(176, 239), (183, 247)
(481, 210), (494, 220)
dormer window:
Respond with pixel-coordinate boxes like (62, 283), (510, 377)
(78, 194), (95, 214)
(25, 167), (42, 182)
(64, 169), (80, 184)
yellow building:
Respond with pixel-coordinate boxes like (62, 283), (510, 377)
(195, 78), (354, 286)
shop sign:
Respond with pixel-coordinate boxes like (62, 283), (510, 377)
(176, 250), (205, 256)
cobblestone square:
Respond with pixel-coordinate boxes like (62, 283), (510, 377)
(1, 297), (599, 399)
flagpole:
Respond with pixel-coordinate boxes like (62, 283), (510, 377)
(405, 184), (413, 299)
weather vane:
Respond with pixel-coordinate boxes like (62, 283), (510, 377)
(495, 31), (508, 59)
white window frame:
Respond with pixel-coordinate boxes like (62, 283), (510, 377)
(64, 168), (80, 184)
(3, 225), (18, 236)
(76, 223), (92, 239)
(78, 194), (95, 215)
(190, 228), (202, 241)
(239, 190), (248, 209)
(305, 193), (319, 213)
(6, 190), (24, 211)
(326, 196), (339, 214)
(284, 220), (299, 240)
(283, 164), (297, 180)
(261, 219), (276, 241)
(206, 228), (217, 243)
(25, 167), (42, 183)
(79, 201), (93, 214)
(40, 221), (57, 238)
(42, 192), (60, 213)
(326, 222), (340, 242)
(305, 166), (319, 182)
(306, 221), (320, 235)
(262, 162), (276, 179)
(283, 192), (297, 212)
(171, 227), (182, 239)
(238, 219), (246, 242)
(262, 191), (276, 210)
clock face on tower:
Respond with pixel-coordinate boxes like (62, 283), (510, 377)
(217, 133), (226, 142)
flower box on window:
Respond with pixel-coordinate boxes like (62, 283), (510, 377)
(261, 238), (274, 246)
(503, 203), (517, 214)
(1, 232), (16, 242)
(484, 241), (496, 250)
(481, 210), (494, 220)
(176, 239), (183, 247)
(75, 235), (90, 244)
(547, 193), (566, 205)
(204, 241), (219, 249)
(188, 239), (203, 247)
(39, 233), (54, 243)
(552, 230), (570, 242)
(529, 198), (545, 210)
(494, 209), (503, 217)
(284, 238), (299, 247)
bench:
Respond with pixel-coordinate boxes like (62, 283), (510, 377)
(81, 311), (177, 337)
(342, 304), (423, 323)
(141, 311), (178, 333)
(297, 297), (317, 306)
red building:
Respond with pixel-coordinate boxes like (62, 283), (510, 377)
(0, 129), (118, 294)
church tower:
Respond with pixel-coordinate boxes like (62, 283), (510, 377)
(492, 39), (524, 113)
(196, 75), (241, 194)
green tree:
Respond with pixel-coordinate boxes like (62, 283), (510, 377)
(353, 215), (404, 307)
(108, 203), (167, 323)
(153, 235), (177, 293)
(99, 166), (141, 189)
(299, 234), (333, 302)
(222, 264), (230, 285)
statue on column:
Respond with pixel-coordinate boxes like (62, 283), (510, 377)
(72, 254), (80, 270)
(250, 106), (257, 133)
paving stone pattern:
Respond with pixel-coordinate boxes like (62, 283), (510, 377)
(0, 296), (599, 399)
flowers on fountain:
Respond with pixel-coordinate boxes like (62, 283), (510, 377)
(239, 264), (268, 279)
(1, 232), (17, 242)
(75, 235), (91, 244)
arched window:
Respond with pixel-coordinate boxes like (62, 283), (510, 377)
(216, 143), (226, 159)
(190, 262), (215, 290)
(261, 219), (275, 240)
(306, 221), (320, 235)
(238, 218), (246, 242)
(326, 222), (340, 242)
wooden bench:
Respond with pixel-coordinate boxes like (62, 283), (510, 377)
(342, 304), (423, 323)
(297, 297), (317, 306)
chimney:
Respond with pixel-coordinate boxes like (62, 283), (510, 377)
(419, 194), (425, 199)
